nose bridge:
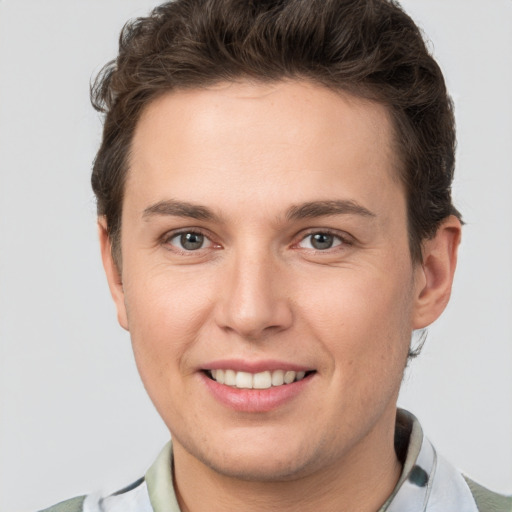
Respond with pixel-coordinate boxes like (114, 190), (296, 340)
(217, 242), (292, 339)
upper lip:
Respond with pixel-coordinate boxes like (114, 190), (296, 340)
(201, 359), (314, 373)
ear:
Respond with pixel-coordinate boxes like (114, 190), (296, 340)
(98, 217), (129, 331)
(412, 215), (462, 329)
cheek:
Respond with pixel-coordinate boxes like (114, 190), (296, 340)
(299, 267), (413, 376)
(122, 268), (215, 380)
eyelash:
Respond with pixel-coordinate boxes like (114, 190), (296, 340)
(161, 228), (353, 254)
(295, 229), (353, 251)
(161, 229), (217, 253)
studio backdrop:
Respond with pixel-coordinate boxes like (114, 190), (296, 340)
(0, 1), (511, 511)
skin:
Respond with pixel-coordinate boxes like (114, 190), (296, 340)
(100, 80), (461, 511)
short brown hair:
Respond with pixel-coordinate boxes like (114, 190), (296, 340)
(91, 0), (461, 263)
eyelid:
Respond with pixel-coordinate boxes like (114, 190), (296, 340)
(160, 227), (220, 252)
(294, 228), (354, 250)
(159, 226), (354, 253)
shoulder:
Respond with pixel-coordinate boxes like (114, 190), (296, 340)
(37, 476), (151, 512)
(38, 496), (86, 512)
(464, 476), (512, 512)
(391, 410), (512, 512)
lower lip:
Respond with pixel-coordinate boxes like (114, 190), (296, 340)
(201, 372), (314, 413)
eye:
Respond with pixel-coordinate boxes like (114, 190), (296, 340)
(298, 232), (345, 250)
(167, 231), (213, 251)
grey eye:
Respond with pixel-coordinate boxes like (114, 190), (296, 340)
(298, 232), (343, 250)
(169, 232), (208, 251)
(180, 232), (204, 250)
(310, 233), (335, 250)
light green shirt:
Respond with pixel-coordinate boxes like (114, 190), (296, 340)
(39, 410), (512, 512)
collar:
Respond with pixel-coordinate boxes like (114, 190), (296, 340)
(145, 409), (478, 512)
(381, 409), (478, 512)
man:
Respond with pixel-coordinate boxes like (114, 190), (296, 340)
(40, 0), (511, 510)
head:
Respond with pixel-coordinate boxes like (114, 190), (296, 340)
(91, 0), (460, 267)
(92, 0), (462, 496)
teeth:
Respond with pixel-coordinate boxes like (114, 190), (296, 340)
(284, 370), (296, 384)
(224, 369), (236, 386)
(235, 371), (253, 389)
(215, 369), (225, 384)
(208, 368), (309, 389)
(253, 371), (272, 389)
(271, 369), (284, 386)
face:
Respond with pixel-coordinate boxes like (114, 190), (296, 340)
(104, 81), (435, 483)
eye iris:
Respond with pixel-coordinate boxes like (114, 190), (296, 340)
(311, 233), (334, 250)
(180, 232), (204, 250)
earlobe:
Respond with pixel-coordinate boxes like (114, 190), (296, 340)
(98, 218), (129, 331)
(412, 215), (462, 329)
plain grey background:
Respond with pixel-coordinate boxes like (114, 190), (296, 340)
(0, 1), (511, 511)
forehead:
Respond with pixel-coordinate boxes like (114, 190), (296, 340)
(127, 80), (401, 217)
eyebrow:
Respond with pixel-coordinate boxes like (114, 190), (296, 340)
(142, 200), (220, 222)
(142, 198), (375, 223)
(285, 200), (376, 221)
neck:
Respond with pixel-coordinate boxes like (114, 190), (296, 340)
(172, 410), (402, 512)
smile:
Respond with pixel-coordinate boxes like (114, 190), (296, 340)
(207, 369), (311, 389)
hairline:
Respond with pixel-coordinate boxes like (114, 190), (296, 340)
(107, 77), (428, 269)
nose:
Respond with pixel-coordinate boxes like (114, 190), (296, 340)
(215, 248), (293, 341)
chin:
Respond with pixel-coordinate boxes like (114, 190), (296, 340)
(177, 431), (321, 482)
(202, 452), (314, 482)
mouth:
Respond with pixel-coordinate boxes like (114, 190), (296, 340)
(204, 369), (315, 390)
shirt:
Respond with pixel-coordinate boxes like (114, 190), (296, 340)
(40, 410), (512, 512)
